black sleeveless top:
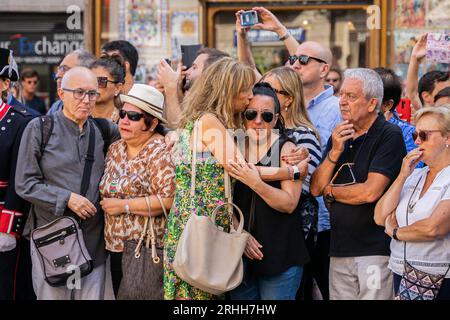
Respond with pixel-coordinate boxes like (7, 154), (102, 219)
(233, 135), (310, 277)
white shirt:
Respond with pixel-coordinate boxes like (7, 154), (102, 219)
(389, 165), (450, 277)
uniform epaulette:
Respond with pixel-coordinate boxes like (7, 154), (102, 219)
(11, 104), (33, 118)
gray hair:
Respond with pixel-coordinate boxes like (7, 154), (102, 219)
(72, 49), (95, 68)
(344, 68), (384, 111)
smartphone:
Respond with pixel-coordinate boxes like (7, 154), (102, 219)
(181, 44), (203, 69)
(396, 98), (411, 123)
(164, 58), (171, 65)
(240, 10), (259, 27)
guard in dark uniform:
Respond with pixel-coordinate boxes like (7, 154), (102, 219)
(0, 48), (35, 300)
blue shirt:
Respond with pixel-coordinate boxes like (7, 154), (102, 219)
(47, 99), (64, 115)
(306, 85), (341, 232)
(389, 111), (424, 168)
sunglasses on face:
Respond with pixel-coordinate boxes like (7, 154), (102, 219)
(288, 54), (328, 66)
(97, 76), (119, 88)
(119, 109), (144, 121)
(26, 80), (38, 85)
(272, 88), (290, 96)
(326, 78), (340, 83)
(244, 109), (274, 123)
(411, 130), (441, 142)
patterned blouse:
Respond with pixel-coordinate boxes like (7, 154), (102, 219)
(99, 138), (176, 252)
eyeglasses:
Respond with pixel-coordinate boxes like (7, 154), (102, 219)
(412, 130), (441, 142)
(326, 78), (340, 83)
(26, 80), (38, 85)
(288, 54), (328, 66)
(62, 88), (100, 101)
(272, 88), (290, 96)
(244, 109), (274, 123)
(97, 77), (120, 88)
(119, 109), (145, 121)
(330, 163), (357, 187)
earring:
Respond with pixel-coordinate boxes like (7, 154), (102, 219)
(446, 144), (449, 148)
(285, 107), (288, 112)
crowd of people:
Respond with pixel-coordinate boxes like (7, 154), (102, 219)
(0, 7), (449, 301)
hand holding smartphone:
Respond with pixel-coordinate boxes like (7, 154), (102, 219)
(240, 10), (259, 27)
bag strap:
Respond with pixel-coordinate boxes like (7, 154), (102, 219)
(91, 117), (112, 156)
(39, 115), (54, 155)
(79, 121), (96, 197)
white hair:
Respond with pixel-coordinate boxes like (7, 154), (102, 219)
(344, 68), (384, 111)
(60, 66), (97, 89)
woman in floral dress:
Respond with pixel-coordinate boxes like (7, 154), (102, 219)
(164, 58), (310, 300)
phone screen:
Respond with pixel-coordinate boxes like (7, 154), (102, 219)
(181, 44), (203, 69)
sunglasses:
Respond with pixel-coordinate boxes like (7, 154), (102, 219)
(97, 77), (119, 88)
(288, 54), (328, 66)
(272, 88), (290, 96)
(244, 109), (274, 123)
(326, 78), (340, 82)
(119, 109), (145, 121)
(330, 163), (357, 187)
(411, 130), (441, 142)
(26, 80), (38, 85)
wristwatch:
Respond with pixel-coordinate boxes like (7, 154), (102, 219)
(292, 165), (301, 181)
(392, 227), (399, 241)
(279, 33), (290, 41)
(324, 186), (335, 204)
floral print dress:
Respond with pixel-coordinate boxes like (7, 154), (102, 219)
(164, 121), (230, 300)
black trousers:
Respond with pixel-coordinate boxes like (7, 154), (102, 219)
(297, 230), (330, 300)
(109, 251), (123, 298)
(0, 238), (35, 300)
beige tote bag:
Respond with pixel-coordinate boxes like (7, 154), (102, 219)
(173, 119), (249, 295)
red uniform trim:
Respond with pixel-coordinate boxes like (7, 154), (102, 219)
(0, 101), (11, 122)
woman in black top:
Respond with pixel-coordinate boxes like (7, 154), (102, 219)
(228, 83), (310, 300)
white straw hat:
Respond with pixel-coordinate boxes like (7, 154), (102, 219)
(119, 84), (166, 123)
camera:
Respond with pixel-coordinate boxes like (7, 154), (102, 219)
(240, 10), (259, 27)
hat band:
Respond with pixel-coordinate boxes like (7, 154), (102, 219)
(126, 94), (163, 116)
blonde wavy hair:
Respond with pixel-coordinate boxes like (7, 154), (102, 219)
(261, 67), (319, 139)
(178, 57), (255, 129)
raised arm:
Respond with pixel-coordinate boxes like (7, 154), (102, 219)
(406, 33), (427, 112)
(253, 7), (300, 55)
(198, 113), (306, 182)
(157, 59), (185, 129)
(235, 10), (262, 81)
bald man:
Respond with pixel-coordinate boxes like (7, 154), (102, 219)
(15, 67), (120, 300)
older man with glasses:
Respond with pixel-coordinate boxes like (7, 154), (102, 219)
(15, 67), (120, 299)
(310, 68), (406, 300)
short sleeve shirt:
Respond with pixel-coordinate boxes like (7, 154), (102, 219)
(100, 138), (176, 252)
(389, 166), (450, 277)
(325, 115), (407, 257)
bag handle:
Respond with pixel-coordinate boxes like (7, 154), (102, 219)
(156, 194), (168, 220)
(210, 202), (245, 234)
(145, 196), (160, 264)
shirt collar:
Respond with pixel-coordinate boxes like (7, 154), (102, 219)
(307, 85), (335, 109)
(7, 93), (13, 105)
(56, 109), (88, 134)
(367, 114), (387, 137)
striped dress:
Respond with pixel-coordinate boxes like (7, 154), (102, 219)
(285, 126), (322, 239)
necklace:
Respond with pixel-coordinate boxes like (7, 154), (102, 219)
(407, 165), (450, 213)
